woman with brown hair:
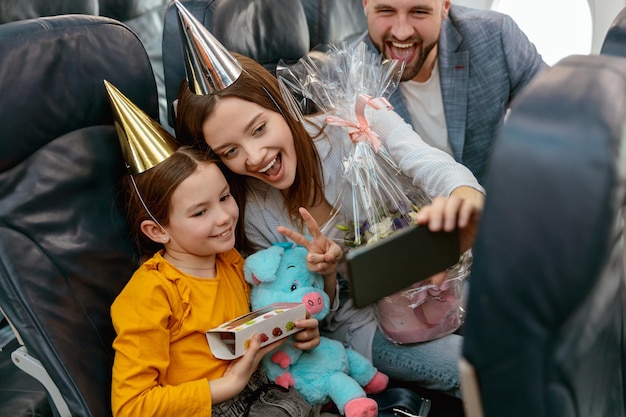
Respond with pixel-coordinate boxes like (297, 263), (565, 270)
(173, 1), (483, 399)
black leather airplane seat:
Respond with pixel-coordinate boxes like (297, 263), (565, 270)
(0, 0), (171, 135)
(161, 0), (367, 128)
(0, 14), (156, 417)
(300, 0), (366, 49)
(0, 0), (99, 24)
(161, 0), (310, 128)
(97, 0), (166, 21)
(460, 53), (626, 417)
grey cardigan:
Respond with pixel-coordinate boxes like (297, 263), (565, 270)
(242, 110), (482, 359)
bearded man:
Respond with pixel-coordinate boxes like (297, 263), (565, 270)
(356, 0), (548, 183)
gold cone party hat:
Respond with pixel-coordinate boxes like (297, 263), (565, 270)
(104, 80), (178, 175)
(175, 0), (242, 95)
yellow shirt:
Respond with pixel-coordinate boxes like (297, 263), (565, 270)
(111, 249), (250, 417)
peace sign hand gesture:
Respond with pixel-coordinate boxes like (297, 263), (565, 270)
(276, 207), (343, 277)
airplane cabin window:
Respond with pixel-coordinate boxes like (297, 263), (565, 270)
(492, 0), (593, 65)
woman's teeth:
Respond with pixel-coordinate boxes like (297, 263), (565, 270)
(259, 156), (277, 173)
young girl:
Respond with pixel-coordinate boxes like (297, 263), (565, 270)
(107, 81), (329, 417)
(172, 11), (484, 399)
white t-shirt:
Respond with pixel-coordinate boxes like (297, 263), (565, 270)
(399, 64), (453, 156)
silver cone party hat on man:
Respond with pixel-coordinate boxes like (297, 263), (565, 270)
(175, 0), (242, 95)
(104, 80), (178, 175)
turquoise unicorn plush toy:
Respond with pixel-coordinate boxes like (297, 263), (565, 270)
(244, 242), (388, 417)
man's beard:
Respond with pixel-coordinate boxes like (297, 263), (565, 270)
(371, 35), (439, 81)
(398, 40), (438, 82)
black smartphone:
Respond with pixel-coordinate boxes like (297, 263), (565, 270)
(345, 225), (460, 308)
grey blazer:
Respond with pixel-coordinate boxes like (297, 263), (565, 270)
(355, 5), (549, 183)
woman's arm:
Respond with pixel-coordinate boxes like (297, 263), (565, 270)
(370, 108), (485, 198)
(368, 109), (485, 251)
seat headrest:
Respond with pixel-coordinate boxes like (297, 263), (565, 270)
(0, 15), (158, 173)
(161, 0), (310, 128)
(98, 0), (168, 21)
(300, 0), (366, 48)
(213, 0), (309, 71)
(0, 0), (99, 24)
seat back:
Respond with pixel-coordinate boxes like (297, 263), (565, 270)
(98, 0), (167, 21)
(161, 0), (310, 128)
(601, 6), (626, 58)
(0, 14), (157, 417)
(0, 0), (99, 24)
(462, 54), (626, 417)
(161, 0), (368, 129)
(300, 0), (366, 48)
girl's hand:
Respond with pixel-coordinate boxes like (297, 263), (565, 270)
(415, 186), (484, 253)
(291, 312), (320, 351)
(211, 334), (285, 404)
(276, 207), (343, 276)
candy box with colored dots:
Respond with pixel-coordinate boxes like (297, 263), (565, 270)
(206, 302), (306, 360)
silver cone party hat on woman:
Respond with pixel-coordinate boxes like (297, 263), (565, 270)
(175, 0), (242, 95)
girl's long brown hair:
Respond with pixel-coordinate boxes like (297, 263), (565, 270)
(175, 53), (325, 255)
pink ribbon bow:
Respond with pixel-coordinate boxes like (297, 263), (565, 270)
(325, 93), (393, 153)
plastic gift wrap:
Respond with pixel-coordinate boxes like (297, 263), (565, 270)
(278, 42), (430, 246)
(376, 251), (472, 344)
(278, 42), (470, 343)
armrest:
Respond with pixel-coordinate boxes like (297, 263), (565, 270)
(11, 346), (72, 417)
(459, 357), (485, 417)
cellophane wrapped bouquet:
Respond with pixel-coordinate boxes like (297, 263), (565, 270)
(277, 42), (471, 343)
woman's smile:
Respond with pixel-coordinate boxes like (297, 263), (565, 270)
(257, 153), (282, 177)
(203, 97), (297, 190)
(258, 156), (277, 173)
